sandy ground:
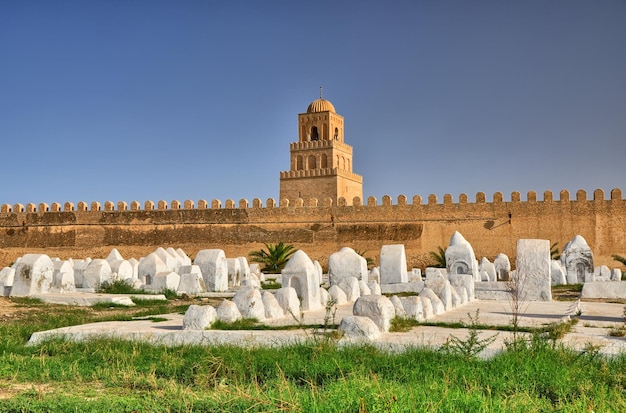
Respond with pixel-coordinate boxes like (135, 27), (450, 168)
(21, 295), (626, 357)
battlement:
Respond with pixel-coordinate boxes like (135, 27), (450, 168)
(289, 140), (351, 151)
(1, 188), (622, 214)
(279, 167), (363, 182)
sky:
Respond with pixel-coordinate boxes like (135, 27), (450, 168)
(1, 1), (625, 207)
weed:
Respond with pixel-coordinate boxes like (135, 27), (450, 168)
(389, 316), (419, 333)
(441, 310), (497, 359)
(260, 280), (281, 289)
(211, 318), (260, 330)
(159, 288), (178, 300)
(97, 279), (143, 295)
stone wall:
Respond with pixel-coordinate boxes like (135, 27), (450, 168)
(1, 188), (624, 269)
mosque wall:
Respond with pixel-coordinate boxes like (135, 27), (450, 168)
(0, 188), (624, 269)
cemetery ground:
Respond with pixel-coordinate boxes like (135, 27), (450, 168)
(1, 287), (625, 412)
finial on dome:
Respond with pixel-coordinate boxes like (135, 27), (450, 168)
(320, 86), (323, 99)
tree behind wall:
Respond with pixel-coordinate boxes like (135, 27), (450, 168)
(249, 242), (296, 274)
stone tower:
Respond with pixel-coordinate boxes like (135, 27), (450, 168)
(279, 95), (363, 206)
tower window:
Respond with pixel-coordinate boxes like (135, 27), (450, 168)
(334, 127), (339, 140)
(310, 126), (319, 141)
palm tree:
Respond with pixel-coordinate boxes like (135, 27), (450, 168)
(613, 254), (626, 266)
(550, 242), (560, 260)
(355, 249), (375, 268)
(249, 242), (296, 273)
(429, 246), (447, 268)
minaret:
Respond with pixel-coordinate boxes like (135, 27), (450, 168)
(279, 91), (363, 205)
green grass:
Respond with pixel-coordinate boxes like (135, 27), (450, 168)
(0, 299), (625, 411)
(260, 280), (282, 290)
(97, 279), (144, 295)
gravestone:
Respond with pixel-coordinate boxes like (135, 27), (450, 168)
(479, 258), (497, 282)
(0, 267), (15, 296)
(399, 296), (424, 321)
(237, 256), (251, 281)
(611, 269), (622, 281)
(551, 260), (567, 285)
(216, 299), (241, 323)
(227, 258), (241, 287)
(336, 276), (360, 302)
(339, 316), (381, 341)
(281, 250), (322, 311)
(274, 287), (301, 316)
(262, 291), (284, 319)
(137, 253), (167, 285)
(389, 295), (406, 318)
(419, 288), (445, 314)
(194, 249), (229, 292)
(446, 231), (480, 281)
(183, 305), (217, 330)
(353, 295), (395, 333)
(379, 245), (408, 284)
(10, 254), (54, 297)
(494, 253), (511, 281)
(109, 260), (134, 281)
(145, 271), (180, 292)
(425, 272), (453, 310)
(233, 287), (265, 320)
(515, 239), (552, 301)
(177, 265), (206, 295)
(52, 261), (75, 292)
(561, 235), (594, 284)
(594, 265), (611, 282)
(83, 259), (112, 290)
(328, 247), (368, 285)
(328, 285), (348, 305)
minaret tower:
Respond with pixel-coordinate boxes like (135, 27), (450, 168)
(279, 90), (363, 205)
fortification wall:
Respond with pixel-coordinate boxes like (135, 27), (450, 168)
(1, 188), (624, 269)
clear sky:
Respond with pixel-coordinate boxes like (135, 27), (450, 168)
(2, 1), (625, 207)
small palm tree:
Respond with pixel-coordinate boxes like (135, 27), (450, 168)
(355, 249), (375, 268)
(249, 242), (296, 273)
(551, 242), (560, 260)
(613, 254), (626, 266)
(429, 246), (447, 268)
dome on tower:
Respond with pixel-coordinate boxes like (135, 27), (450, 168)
(306, 98), (336, 113)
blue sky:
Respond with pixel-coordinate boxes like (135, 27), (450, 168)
(1, 1), (625, 207)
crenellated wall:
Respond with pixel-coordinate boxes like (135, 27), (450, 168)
(1, 188), (625, 269)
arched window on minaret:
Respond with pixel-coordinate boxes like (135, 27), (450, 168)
(334, 127), (339, 140)
(321, 154), (328, 168)
(310, 126), (319, 141)
(308, 155), (317, 169)
(297, 155), (304, 170)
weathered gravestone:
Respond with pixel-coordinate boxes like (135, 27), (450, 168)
(561, 235), (594, 284)
(177, 265), (206, 295)
(515, 239), (552, 301)
(353, 295), (395, 333)
(281, 250), (322, 311)
(494, 253), (511, 281)
(10, 254), (53, 297)
(194, 249), (229, 292)
(328, 247), (368, 285)
(446, 231), (480, 281)
(183, 305), (217, 330)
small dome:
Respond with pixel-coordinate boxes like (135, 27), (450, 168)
(307, 98), (336, 113)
